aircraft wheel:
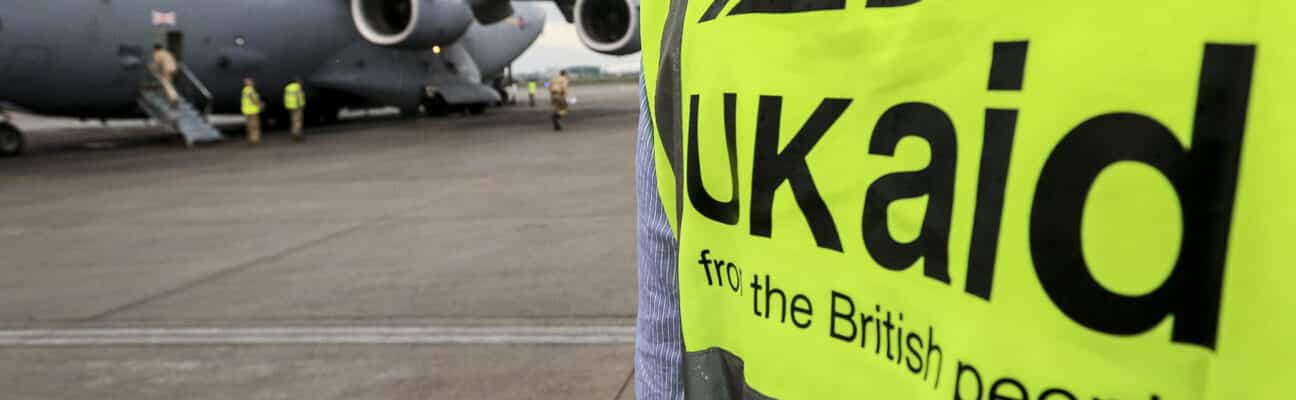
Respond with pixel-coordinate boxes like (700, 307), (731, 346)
(264, 110), (291, 130)
(422, 95), (449, 117)
(467, 103), (487, 116)
(493, 86), (510, 106)
(0, 123), (25, 157)
(306, 106), (340, 126)
(399, 107), (422, 119)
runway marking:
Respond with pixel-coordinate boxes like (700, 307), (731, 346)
(0, 326), (635, 346)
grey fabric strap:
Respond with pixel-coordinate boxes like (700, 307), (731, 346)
(653, 1), (775, 398)
(684, 348), (773, 399)
(653, 0), (689, 230)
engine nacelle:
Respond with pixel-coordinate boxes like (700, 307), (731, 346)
(574, 0), (640, 56)
(351, 0), (474, 49)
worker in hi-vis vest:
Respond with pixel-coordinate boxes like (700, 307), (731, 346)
(634, 1), (1296, 399)
(283, 78), (306, 141)
(241, 78), (263, 145)
(527, 80), (537, 108)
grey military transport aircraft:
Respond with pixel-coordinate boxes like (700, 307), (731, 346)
(0, 0), (640, 156)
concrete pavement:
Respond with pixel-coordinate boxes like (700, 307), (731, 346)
(0, 83), (641, 399)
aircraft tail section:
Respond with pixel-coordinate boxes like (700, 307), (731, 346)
(460, 2), (547, 80)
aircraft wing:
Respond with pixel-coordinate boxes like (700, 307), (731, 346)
(489, 0), (636, 55)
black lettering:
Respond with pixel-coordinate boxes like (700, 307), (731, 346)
(698, 250), (715, 286)
(955, 361), (983, 400)
(687, 94), (741, 225)
(862, 102), (957, 284)
(990, 378), (1027, 400)
(866, 0), (921, 6)
(829, 291), (857, 342)
(883, 311), (896, 360)
(966, 108), (1018, 300)
(698, 0), (734, 22)
(896, 313), (904, 365)
(905, 332), (924, 373)
(726, 263), (742, 292)
(1040, 388), (1078, 400)
(750, 273), (764, 317)
(700, 0), (920, 23)
(861, 312), (875, 351)
(764, 274), (787, 322)
(751, 96), (849, 251)
(728, 0), (845, 17)
(925, 326), (942, 387)
(988, 41), (1029, 91)
(969, 41), (1028, 299)
(791, 294), (813, 328)
(1029, 45), (1252, 349)
(873, 305), (882, 354)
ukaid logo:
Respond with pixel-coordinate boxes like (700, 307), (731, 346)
(685, 42), (1250, 350)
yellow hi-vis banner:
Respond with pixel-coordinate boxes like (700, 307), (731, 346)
(642, 0), (1296, 398)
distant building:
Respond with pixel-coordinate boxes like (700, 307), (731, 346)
(565, 66), (602, 79)
(601, 62), (640, 77)
(516, 63), (641, 82)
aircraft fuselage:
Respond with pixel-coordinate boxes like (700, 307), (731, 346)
(0, 0), (542, 118)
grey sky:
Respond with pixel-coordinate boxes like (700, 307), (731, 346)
(509, 3), (639, 74)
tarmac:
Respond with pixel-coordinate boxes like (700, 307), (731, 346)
(0, 83), (641, 399)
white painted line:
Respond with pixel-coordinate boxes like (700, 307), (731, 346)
(0, 326), (636, 346)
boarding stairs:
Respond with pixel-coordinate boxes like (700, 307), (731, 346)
(138, 64), (223, 147)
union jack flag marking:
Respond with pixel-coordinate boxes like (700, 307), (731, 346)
(151, 10), (176, 26)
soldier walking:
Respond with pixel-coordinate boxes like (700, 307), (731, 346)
(152, 44), (179, 107)
(549, 70), (569, 131)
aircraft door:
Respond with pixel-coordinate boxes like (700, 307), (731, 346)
(151, 29), (184, 60)
(165, 30), (183, 62)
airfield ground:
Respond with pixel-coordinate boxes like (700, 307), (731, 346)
(0, 83), (641, 399)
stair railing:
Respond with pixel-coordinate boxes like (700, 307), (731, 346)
(176, 63), (213, 121)
(140, 66), (166, 96)
(139, 62), (214, 122)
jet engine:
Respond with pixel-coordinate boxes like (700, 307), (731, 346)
(574, 0), (640, 55)
(351, 0), (475, 49)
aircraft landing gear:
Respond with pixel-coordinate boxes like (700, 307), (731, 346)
(0, 122), (25, 157)
(305, 105), (340, 126)
(422, 95), (449, 117)
(417, 91), (486, 117)
(264, 109), (291, 131)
